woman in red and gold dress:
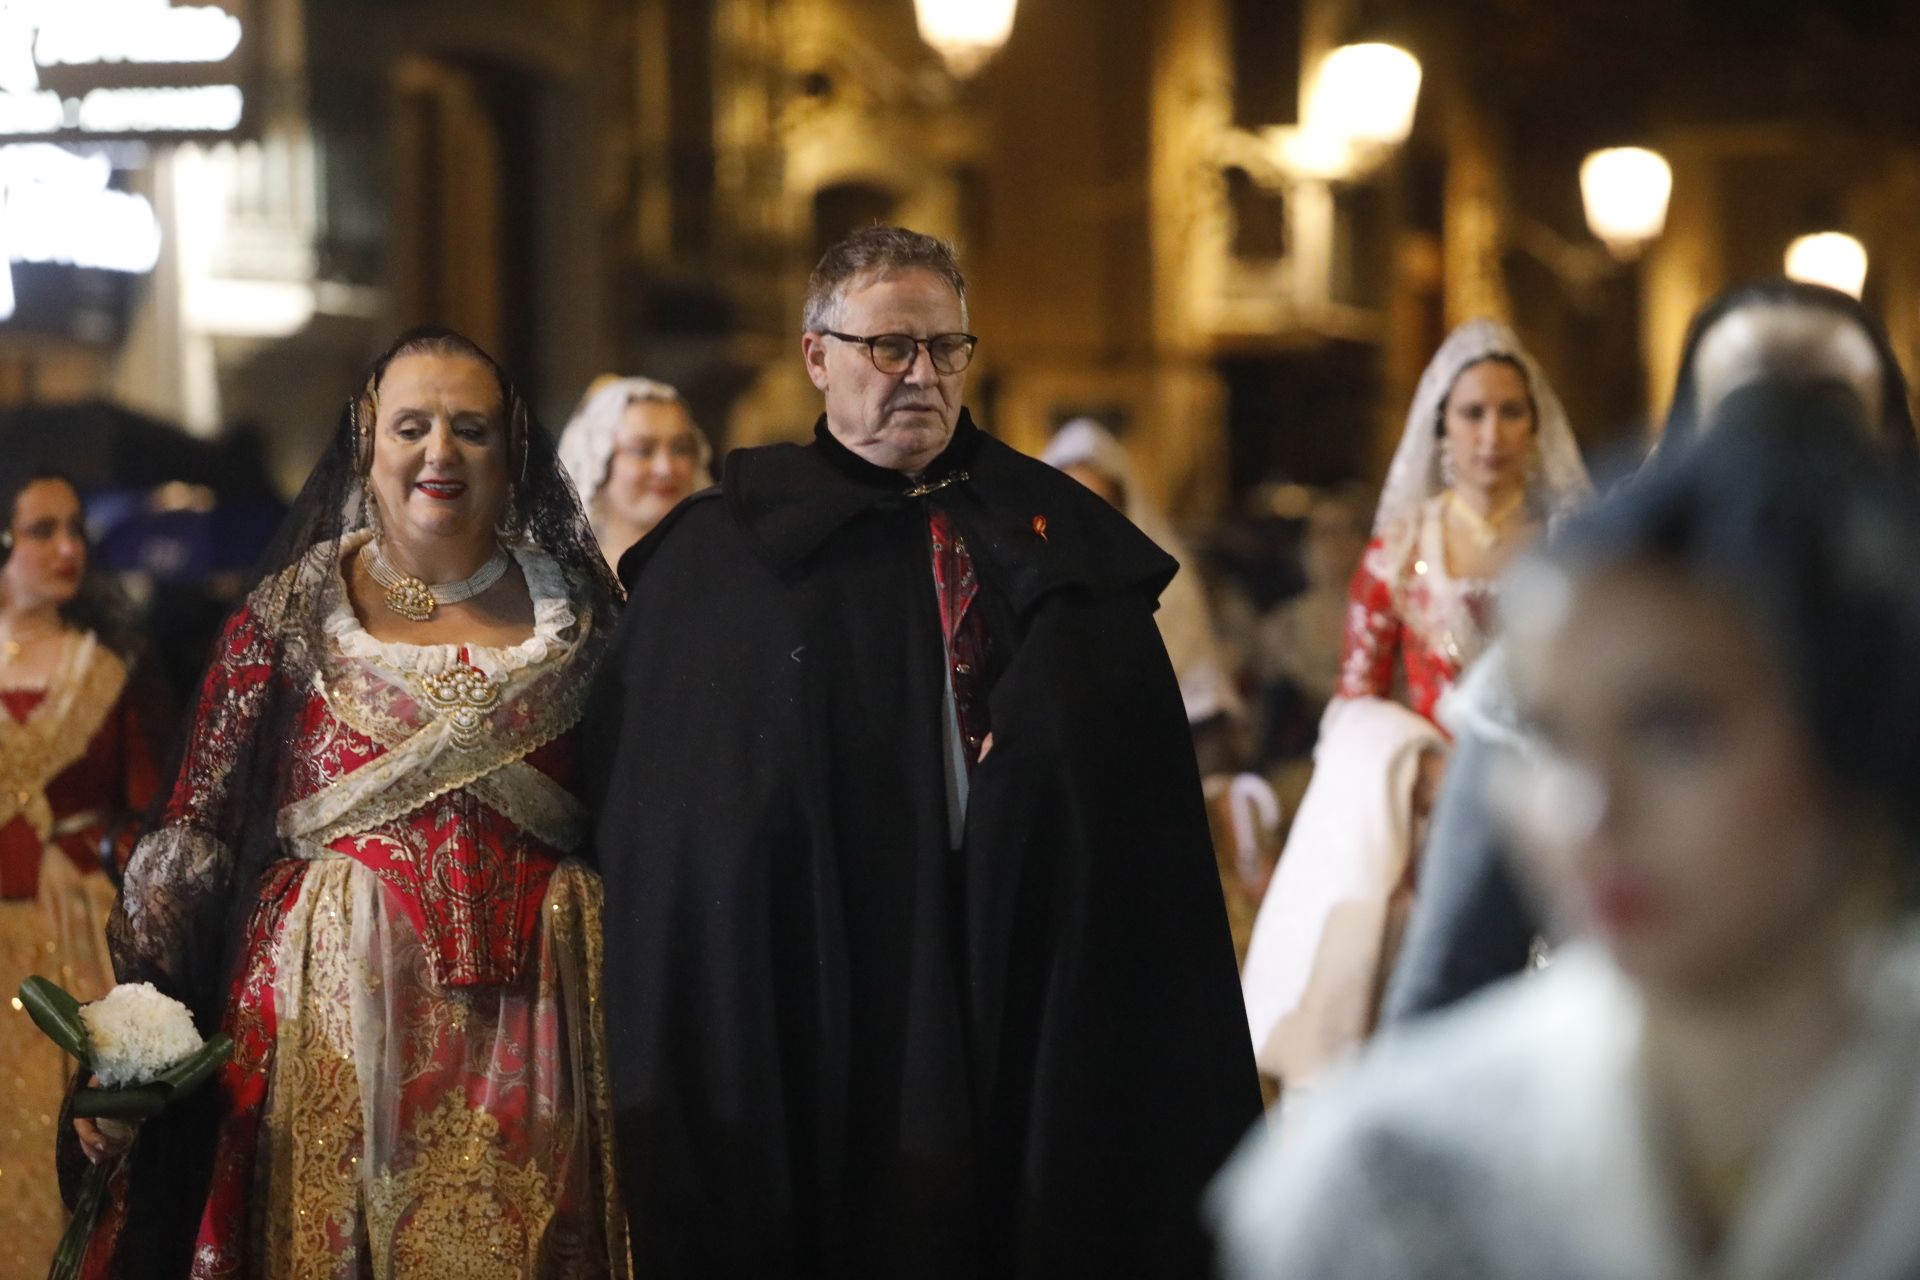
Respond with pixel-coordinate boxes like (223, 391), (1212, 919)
(1240, 320), (1592, 1094)
(1337, 323), (1588, 725)
(0, 469), (167, 1275)
(77, 329), (628, 1278)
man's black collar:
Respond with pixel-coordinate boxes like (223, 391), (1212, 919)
(809, 410), (987, 492)
(723, 407), (1176, 613)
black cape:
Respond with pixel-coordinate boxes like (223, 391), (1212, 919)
(586, 412), (1260, 1278)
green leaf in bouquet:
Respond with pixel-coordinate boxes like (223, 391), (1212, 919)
(70, 1081), (171, 1120)
(69, 1033), (233, 1119)
(157, 1032), (233, 1096)
(17, 976), (89, 1061)
(34, 1001), (235, 1280)
(49, 1154), (112, 1280)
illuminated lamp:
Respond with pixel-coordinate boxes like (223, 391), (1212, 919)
(1579, 147), (1672, 259)
(1305, 43), (1423, 149)
(1784, 231), (1868, 299)
(913, 0), (1018, 78)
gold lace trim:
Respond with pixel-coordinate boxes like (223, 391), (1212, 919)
(542, 865), (630, 1275)
(266, 861), (370, 1276)
(0, 634), (126, 838)
(257, 860), (627, 1279)
(278, 613), (601, 852)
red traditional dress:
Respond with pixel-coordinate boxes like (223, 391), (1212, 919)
(110, 535), (624, 1279)
(1243, 319), (1592, 1090)
(1336, 496), (1499, 727)
(0, 633), (161, 1276)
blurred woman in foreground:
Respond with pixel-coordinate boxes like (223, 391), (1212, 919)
(1215, 388), (1920, 1278)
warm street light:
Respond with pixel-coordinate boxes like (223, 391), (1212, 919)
(1305, 43), (1423, 149)
(1579, 147), (1672, 259)
(1785, 231), (1868, 298)
(914, 0), (1018, 78)
(1264, 42), (1422, 182)
(1265, 125), (1354, 181)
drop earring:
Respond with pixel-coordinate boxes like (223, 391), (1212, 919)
(360, 485), (384, 538)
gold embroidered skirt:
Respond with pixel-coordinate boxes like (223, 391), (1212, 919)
(188, 856), (627, 1279)
(0, 852), (116, 1277)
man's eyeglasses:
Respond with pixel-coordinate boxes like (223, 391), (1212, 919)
(821, 330), (979, 376)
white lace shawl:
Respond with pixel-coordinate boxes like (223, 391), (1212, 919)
(1375, 320), (1592, 539)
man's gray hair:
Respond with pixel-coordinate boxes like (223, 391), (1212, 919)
(802, 226), (968, 334)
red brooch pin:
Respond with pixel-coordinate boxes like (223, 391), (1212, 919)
(1031, 514), (1048, 541)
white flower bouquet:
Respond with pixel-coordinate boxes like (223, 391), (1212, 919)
(18, 975), (231, 1280)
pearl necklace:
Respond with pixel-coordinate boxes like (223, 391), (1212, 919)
(362, 542), (511, 622)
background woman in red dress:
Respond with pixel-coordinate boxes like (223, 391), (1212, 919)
(1240, 320), (1592, 1094)
(0, 468), (169, 1275)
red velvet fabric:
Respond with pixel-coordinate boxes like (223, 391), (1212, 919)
(0, 687), (161, 899)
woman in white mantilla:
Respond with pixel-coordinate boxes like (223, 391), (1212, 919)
(558, 375), (712, 572)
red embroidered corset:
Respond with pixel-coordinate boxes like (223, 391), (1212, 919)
(282, 688), (579, 987)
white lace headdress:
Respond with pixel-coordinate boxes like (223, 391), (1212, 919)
(1373, 319), (1592, 537)
(556, 376), (713, 515)
(1040, 418), (1172, 542)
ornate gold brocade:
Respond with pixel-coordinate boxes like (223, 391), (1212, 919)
(254, 860), (625, 1279)
(364, 1096), (558, 1280)
(282, 612), (596, 855)
(0, 635), (128, 1276)
(543, 865), (628, 1273)
(265, 859), (369, 1276)
(0, 634), (127, 838)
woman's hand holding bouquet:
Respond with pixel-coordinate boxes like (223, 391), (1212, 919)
(17, 976), (230, 1280)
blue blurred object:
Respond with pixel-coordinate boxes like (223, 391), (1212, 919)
(91, 497), (286, 581)
(0, 400), (286, 583)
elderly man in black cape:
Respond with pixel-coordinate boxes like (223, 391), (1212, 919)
(586, 226), (1260, 1277)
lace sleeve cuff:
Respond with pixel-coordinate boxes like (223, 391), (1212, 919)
(108, 825), (233, 995)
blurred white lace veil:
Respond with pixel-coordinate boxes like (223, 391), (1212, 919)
(1375, 319), (1591, 536)
(1042, 418), (1241, 724)
(557, 375), (713, 520)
